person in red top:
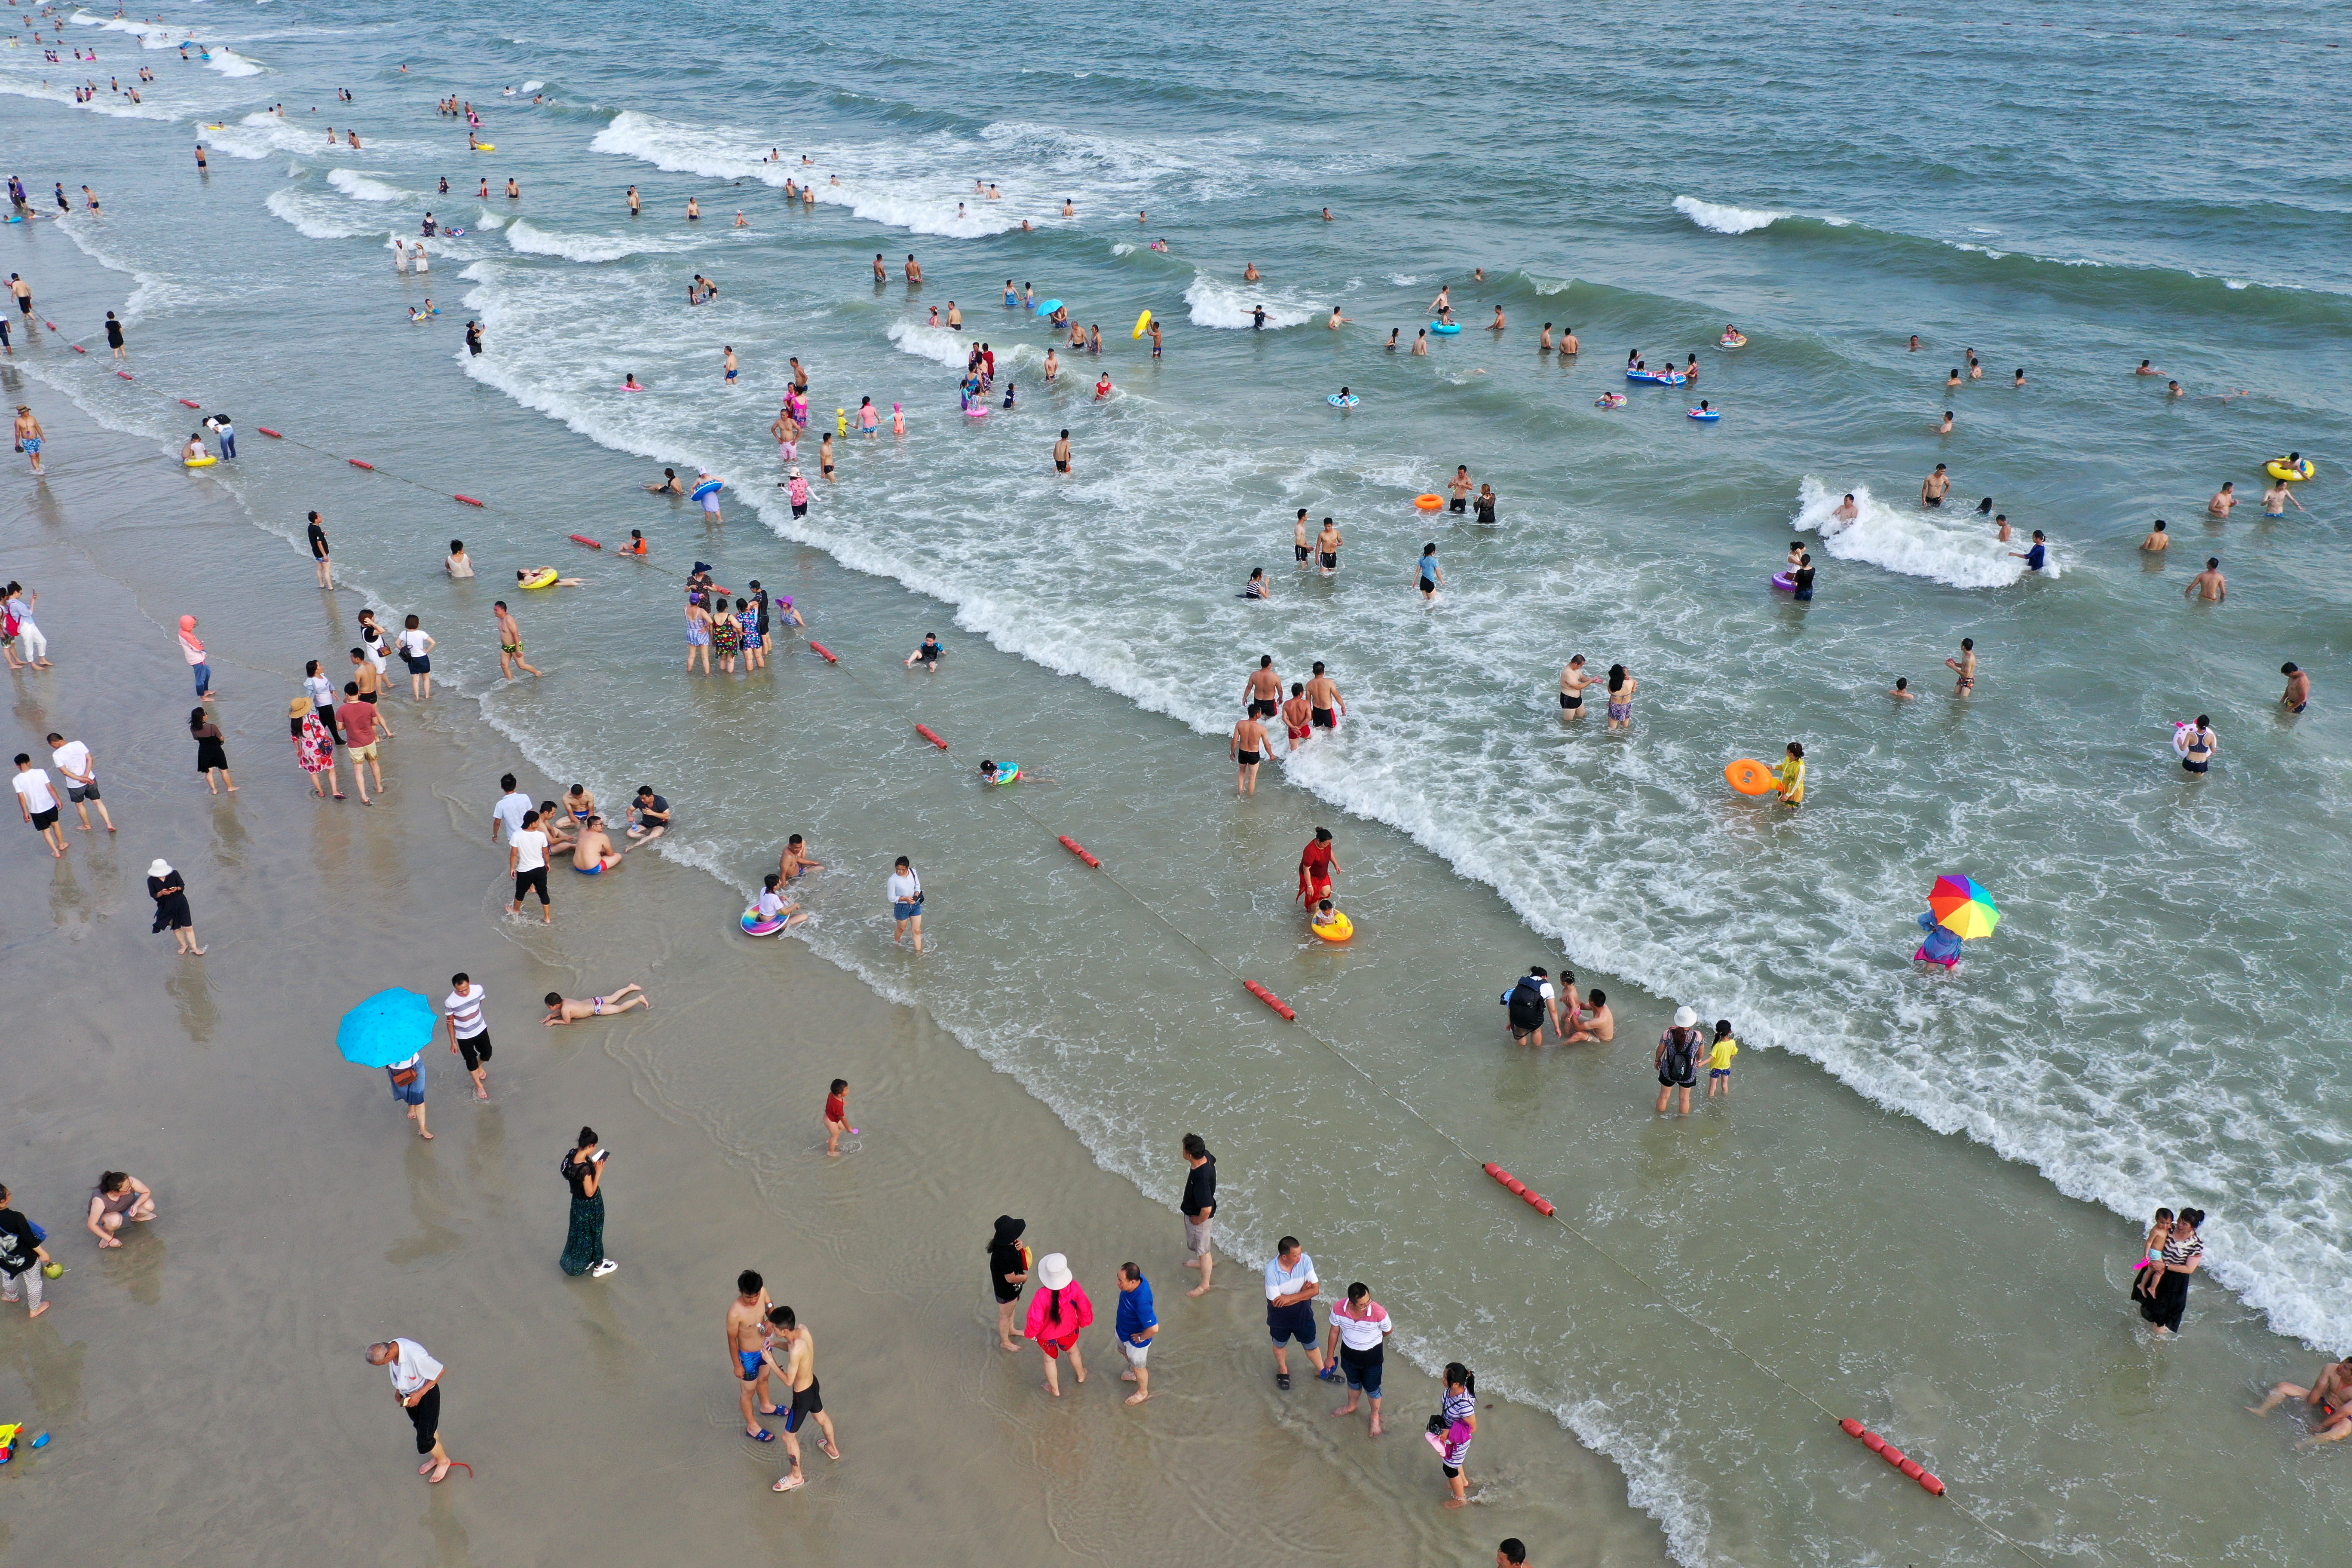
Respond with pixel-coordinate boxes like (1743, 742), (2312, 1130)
(823, 1078), (850, 1158)
(335, 681), (383, 803)
(1297, 827), (1338, 907)
(1023, 1253), (1094, 1397)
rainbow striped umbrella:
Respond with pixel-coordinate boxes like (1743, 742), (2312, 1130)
(1928, 876), (2000, 940)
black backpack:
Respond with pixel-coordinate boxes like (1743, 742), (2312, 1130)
(1501, 977), (1546, 1029)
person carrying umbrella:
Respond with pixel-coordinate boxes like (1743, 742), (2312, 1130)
(1915, 875), (1998, 970)
(340, 989), (441, 1140)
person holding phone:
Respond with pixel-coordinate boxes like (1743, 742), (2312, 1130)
(559, 1127), (618, 1278)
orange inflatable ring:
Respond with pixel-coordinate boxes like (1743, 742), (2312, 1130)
(1725, 758), (1776, 796)
(1414, 493), (1443, 511)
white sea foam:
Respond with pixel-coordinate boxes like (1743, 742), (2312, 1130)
(884, 320), (975, 368)
(503, 217), (688, 263)
(326, 168), (405, 203)
(264, 186), (381, 240)
(1672, 195), (1785, 234)
(520, 80), (544, 93)
(70, 16), (178, 49)
(201, 47), (266, 78)
(1180, 273), (1319, 330)
(1792, 476), (2054, 586)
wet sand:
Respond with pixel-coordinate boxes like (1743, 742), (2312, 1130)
(0, 394), (1670, 1564)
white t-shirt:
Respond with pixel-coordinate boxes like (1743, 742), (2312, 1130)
(756, 889), (786, 920)
(304, 674), (336, 711)
(492, 791), (533, 841)
(13, 769), (59, 815)
(886, 870), (922, 905)
(511, 829), (549, 873)
(1264, 1252), (1318, 1303)
(50, 741), (92, 784)
(1332, 1298), (1393, 1352)
(443, 986), (488, 1039)
(399, 628), (432, 658)
(385, 1337), (443, 1396)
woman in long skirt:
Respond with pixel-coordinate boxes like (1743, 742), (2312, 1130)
(2138, 1207), (2205, 1336)
(559, 1127), (618, 1278)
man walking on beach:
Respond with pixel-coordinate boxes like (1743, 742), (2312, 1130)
(46, 732), (113, 833)
(1180, 1133), (1216, 1296)
(491, 773), (532, 843)
(367, 1338), (466, 1484)
(509, 809), (553, 923)
(729, 1269), (783, 1437)
(1115, 1262), (1158, 1405)
(494, 600), (542, 680)
(1264, 1236), (1326, 1389)
(442, 973), (493, 1101)
(764, 1304), (841, 1492)
(14, 753), (67, 858)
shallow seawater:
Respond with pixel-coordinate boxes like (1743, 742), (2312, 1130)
(6, 0), (2351, 1559)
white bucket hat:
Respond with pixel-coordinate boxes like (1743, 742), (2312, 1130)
(1035, 1252), (1073, 1291)
(147, 859), (173, 878)
(1673, 1006), (1698, 1028)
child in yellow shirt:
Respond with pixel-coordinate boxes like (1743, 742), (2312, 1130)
(1706, 1020), (1739, 1098)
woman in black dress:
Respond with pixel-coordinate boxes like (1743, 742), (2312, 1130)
(988, 1215), (1030, 1351)
(558, 1127), (617, 1278)
(2138, 1206), (2204, 1336)
(189, 706), (233, 793)
(146, 858), (202, 955)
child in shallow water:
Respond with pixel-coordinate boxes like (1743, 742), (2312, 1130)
(2132, 1209), (2173, 1301)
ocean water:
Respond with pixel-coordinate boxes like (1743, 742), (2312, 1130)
(6, 1), (2352, 1560)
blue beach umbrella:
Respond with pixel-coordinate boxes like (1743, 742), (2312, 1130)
(337, 988), (438, 1068)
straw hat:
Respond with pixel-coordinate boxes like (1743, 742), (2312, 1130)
(289, 696), (312, 717)
(1035, 1252), (1073, 1291)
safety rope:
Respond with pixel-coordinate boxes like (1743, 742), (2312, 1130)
(799, 632), (2052, 1568)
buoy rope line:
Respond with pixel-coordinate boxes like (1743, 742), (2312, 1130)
(803, 635), (2052, 1568)
(45, 327), (490, 508)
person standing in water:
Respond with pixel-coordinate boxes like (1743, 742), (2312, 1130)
(1560, 655), (1593, 720)
(1230, 710), (1268, 796)
(1605, 664), (1637, 730)
(1315, 517), (1344, 578)
(1304, 663), (1346, 732)
(1415, 542), (1443, 601)
(1655, 1006), (1705, 1115)
(2186, 557), (2226, 602)
(494, 601), (542, 680)
(1946, 637), (1977, 695)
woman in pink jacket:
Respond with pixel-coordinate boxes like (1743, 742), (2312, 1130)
(1023, 1252), (1093, 1397)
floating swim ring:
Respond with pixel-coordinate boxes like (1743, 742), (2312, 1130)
(1627, 370), (1687, 386)
(1327, 393), (1359, 407)
(1687, 407), (1720, 421)
(987, 763), (1020, 784)
(690, 478), (723, 501)
(1309, 911), (1354, 943)
(1033, 298), (1063, 316)
(518, 568), (559, 589)
(1133, 309), (1152, 340)
(1719, 334), (1746, 349)
(1413, 493), (1443, 511)
(741, 906), (787, 937)
(1725, 758), (1776, 796)
(965, 404), (989, 418)
(183, 455), (217, 468)
(471, 143), (495, 152)
(1428, 321), (1461, 335)
(1770, 572), (1796, 591)
(1595, 393), (1626, 408)
(2265, 457), (2315, 482)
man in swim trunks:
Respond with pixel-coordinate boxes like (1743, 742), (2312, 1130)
(572, 815), (625, 874)
(1280, 683), (1313, 751)
(779, 833), (827, 881)
(1243, 655), (1283, 719)
(1559, 325), (1578, 355)
(1294, 508), (1311, 568)
(1920, 464), (1951, 507)
(1230, 712), (1268, 796)
(2141, 520), (2169, 552)
(1054, 430), (1072, 475)
(2247, 1358), (2352, 1446)
(1565, 988), (1614, 1043)
(2262, 480), (2306, 518)
(1946, 637), (1977, 694)
(1304, 662), (1345, 731)
(2208, 482), (2235, 516)
(1448, 466), (1473, 514)
(726, 1271), (783, 1437)
(1560, 654), (1593, 720)
(906, 632), (943, 670)
(2186, 557), (2225, 602)
(763, 1304), (841, 1490)
(904, 254), (922, 283)
(2282, 662), (2311, 714)
(1831, 493), (1859, 528)
(493, 601), (542, 679)
(1315, 518), (1343, 577)
(543, 983), (650, 1026)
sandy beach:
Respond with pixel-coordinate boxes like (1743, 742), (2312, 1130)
(0, 392), (1668, 1564)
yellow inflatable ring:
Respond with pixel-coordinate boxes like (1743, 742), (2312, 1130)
(518, 568), (559, 589)
(1725, 758), (1776, 796)
(1413, 494), (1443, 511)
(1309, 911), (1354, 943)
(2266, 458), (2315, 482)
(183, 455), (217, 468)
(1133, 309), (1152, 340)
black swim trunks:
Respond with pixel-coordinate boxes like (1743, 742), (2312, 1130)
(1236, 749), (1261, 766)
(1055, 459), (1069, 473)
(1449, 497), (1466, 513)
(785, 1378), (824, 1432)
(1311, 707), (1335, 729)
(1294, 544), (1310, 562)
(1319, 552), (1337, 570)
(1250, 699), (1279, 718)
(1560, 693), (1581, 709)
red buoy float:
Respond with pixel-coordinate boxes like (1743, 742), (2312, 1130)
(70, 343), (85, 354)
(915, 724), (948, 750)
(569, 533), (600, 548)
(1482, 1162), (1558, 1216)
(178, 398), (201, 409)
(454, 494), (484, 508)
(116, 370), (134, 380)
(348, 458), (374, 470)
(1841, 1418), (1946, 1496)
(1058, 835), (1101, 868)
(807, 641), (838, 663)
(257, 426), (283, 438)
(1243, 980), (1295, 1020)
